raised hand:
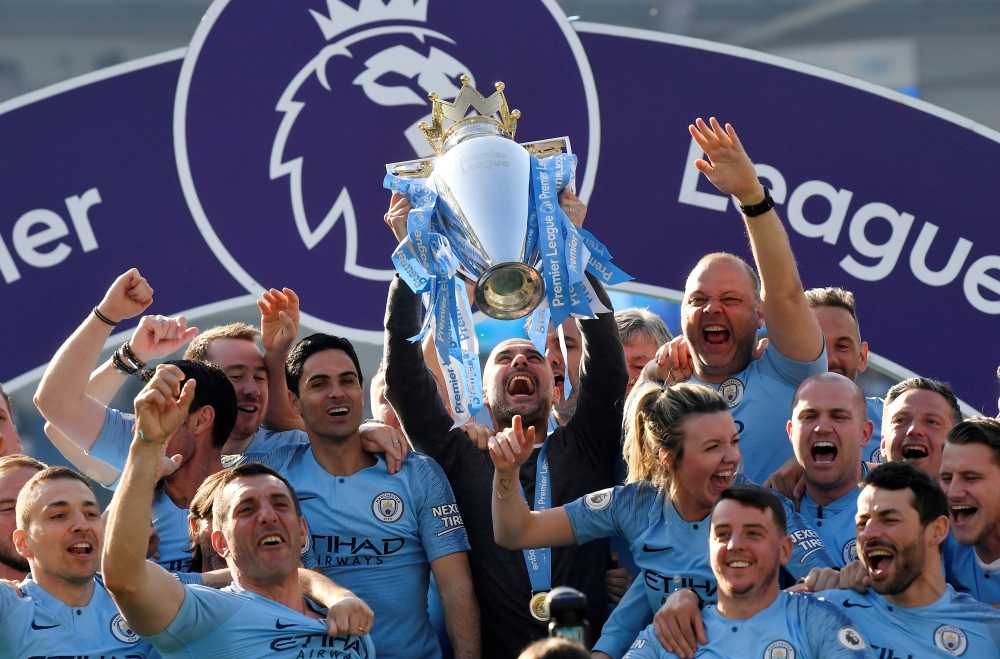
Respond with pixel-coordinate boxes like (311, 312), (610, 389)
(488, 415), (535, 471)
(134, 364), (196, 444)
(689, 117), (764, 206)
(96, 269), (154, 324)
(129, 315), (199, 364)
(383, 192), (412, 242)
(558, 189), (587, 228)
(462, 421), (494, 452)
(258, 288), (300, 355)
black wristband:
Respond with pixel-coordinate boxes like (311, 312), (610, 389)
(93, 307), (118, 327)
(121, 342), (146, 369)
(739, 186), (775, 218)
(111, 349), (138, 376)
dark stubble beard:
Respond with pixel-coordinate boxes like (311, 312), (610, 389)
(868, 538), (925, 596)
(725, 558), (780, 600)
(0, 541), (29, 574)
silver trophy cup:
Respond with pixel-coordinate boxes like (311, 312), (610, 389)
(387, 78), (571, 320)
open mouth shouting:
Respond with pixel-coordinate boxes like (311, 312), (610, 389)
(505, 372), (537, 399)
(862, 543), (895, 580)
(899, 441), (930, 463)
(811, 441), (839, 465)
(258, 533), (286, 547)
(950, 502), (979, 527)
(702, 324), (731, 347)
(710, 469), (734, 491)
(66, 538), (95, 558)
(552, 371), (565, 400)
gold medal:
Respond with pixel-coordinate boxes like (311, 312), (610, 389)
(529, 591), (550, 621)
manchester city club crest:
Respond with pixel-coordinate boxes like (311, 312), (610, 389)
(584, 488), (613, 510)
(764, 640), (795, 659)
(935, 625), (968, 655)
(109, 613), (141, 644)
(372, 491), (405, 523)
(720, 377), (745, 408)
(842, 539), (858, 565)
(173, 0), (597, 341)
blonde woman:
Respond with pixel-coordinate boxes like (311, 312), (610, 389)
(490, 382), (835, 658)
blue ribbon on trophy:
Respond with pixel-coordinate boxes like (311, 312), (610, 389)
(384, 76), (630, 427)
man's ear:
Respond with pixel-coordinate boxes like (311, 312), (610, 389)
(861, 420), (874, 447)
(12, 529), (32, 559)
(779, 534), (793, 566)
(211, 529), (231, 558)
(299, 516), (309, 550)
(757, 306), (765, 329)
(191, 405), (215, 435)
(858, 341), (869, 373)
(927, 514), (950, 549)
(288, 391), (302, 415)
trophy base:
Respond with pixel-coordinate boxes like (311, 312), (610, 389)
(475, 262), (545, 321)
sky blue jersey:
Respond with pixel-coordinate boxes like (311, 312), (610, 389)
(816, 584), (1000, 658)
(799, 465), (869, 568)
(0, 575), (158, 659)
(88, 407), (306, 571)
(146, 583), (374, 659)
(623, 591), (874, 659)
(565, 478), (837, 657)
(864, 397), (885, 464)
(244, 426), (310, 453)
(690, 343), (827, 484)
(239, 445), (469, 659)
(943, 534), (1000, 604)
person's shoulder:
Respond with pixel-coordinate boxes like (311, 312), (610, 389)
(942, 584), (1000, 617)
(230, 441), (309, 468)
(398, 451), (452, 494)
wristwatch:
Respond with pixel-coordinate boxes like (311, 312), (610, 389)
(739, 186), (774, 217)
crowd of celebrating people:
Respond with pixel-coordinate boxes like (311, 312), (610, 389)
(2, 117), (1000, 659)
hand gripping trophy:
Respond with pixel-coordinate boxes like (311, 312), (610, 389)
(384, 77), (630, 424)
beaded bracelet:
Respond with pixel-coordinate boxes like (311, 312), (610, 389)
(121, 342), (146, 369)
(111, 349), (139, 376)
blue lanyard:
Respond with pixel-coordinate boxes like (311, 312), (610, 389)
(520, 439), (551, 593)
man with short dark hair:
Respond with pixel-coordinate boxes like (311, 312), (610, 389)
(0, 454), (46, 581)
(941, 417), (1000, 603)
(237, 333), (480, 659)
(102, 366), (375, 659)
(0, 466), (160, 657)
(788, 373), (873, 566)
(383, 193), (628, 656)
(0, 384), (22, 457)
(805, 287), (883, 462)
(623, 484), (873, 659)
(184, 470), (230, 573)
(815, 462), (1000, 657)
(615, 308), (672, 398)
(882, 378), (963, 481)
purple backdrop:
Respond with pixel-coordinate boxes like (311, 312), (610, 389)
(1, 1), (998, 414)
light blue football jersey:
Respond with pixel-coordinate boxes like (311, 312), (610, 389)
(817, 584), (1000, 658)
(88, 407), (306, 571)
(239, 444), (469, 659)
(863, 397), (885, 464)
(566, 478), (837, 657)
(943, 534), (1000, 604)
(622, 591), (873, 659)
(146, 582), (374, 659)
(243, 426), (310, 453)
(690, 343), (827, 484)
(0, 575), (158, 659)
(799, 466), (869, 569)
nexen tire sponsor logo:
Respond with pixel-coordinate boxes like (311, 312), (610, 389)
(432, 503), (465, 536)
(310, 535), (404, 566)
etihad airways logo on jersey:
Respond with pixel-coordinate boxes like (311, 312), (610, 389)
(270, 631), (371, 657)
(311, 535), (405, 566)
(643, 569), (718, 602)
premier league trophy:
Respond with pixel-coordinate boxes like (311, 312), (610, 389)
(384, 76), (629, 425)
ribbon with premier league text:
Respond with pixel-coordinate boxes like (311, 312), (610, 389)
(385, 174), (483, 427)
(521, 439), (552, 601)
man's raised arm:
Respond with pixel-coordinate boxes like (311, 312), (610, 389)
(691, 118), (824, 363)
(34, 269), (197, 450)
(102, 364), (191, 636)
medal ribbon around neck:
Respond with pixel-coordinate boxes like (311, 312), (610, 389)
(520, 438), (551, 617)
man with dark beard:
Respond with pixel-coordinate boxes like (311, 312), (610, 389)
(0, 454), (45, 580)
(817, 462), (1000, 657)
(382, 190), (628, 657)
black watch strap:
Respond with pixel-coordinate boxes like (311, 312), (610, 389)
(739, 186), (774, 217)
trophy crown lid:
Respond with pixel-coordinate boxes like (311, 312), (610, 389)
(420, 77), (520, 155)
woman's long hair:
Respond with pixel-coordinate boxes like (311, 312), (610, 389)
(622, 380), (729, 497)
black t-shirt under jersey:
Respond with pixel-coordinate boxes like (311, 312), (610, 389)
(383, 274), (628, 659)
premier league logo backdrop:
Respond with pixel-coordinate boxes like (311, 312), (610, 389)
(174, 0), (598, 340)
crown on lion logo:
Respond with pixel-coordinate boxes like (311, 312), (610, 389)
(310, 0), (429, 41)
(419, 76), (521, 155)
